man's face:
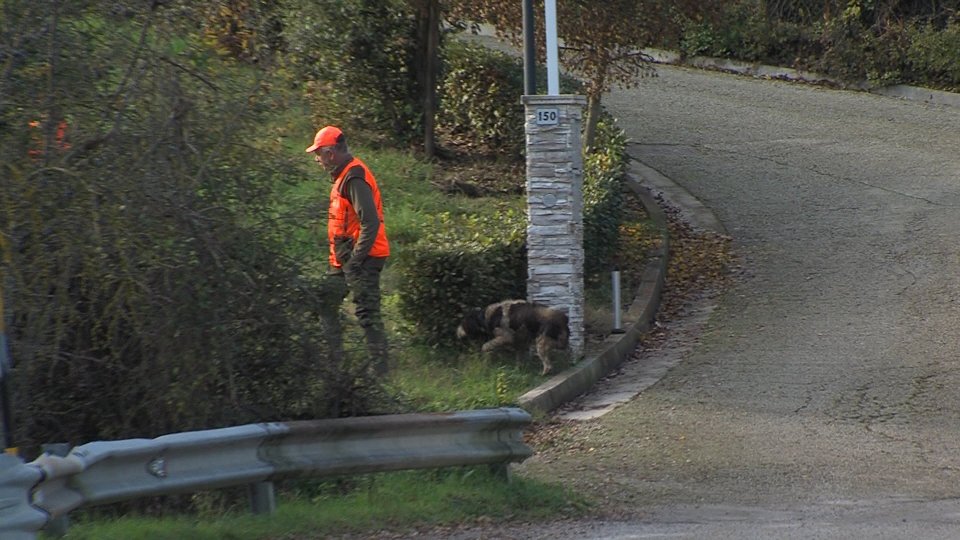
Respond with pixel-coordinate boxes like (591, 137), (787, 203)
(313, 146), (337, 172)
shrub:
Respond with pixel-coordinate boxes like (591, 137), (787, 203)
(396, 210), (526, 346)
(799, 7), (920, 87)
(438, 41), (527, 158)
(672, 0), (960, 91)
(906, 18), (960, 88)
(678, 0), (821, 67)
(583, 118), (629, 275)
(281, 0), (421, 145)
(437, 40), (583, 158)
(1, 3), (389, 451)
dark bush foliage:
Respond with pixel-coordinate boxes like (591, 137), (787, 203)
(437, 40), (583, 158)
(679, 2), (821, 66)
(438, 41), (527, 158)
(281, 0), (421, 145)
(672, 0), (960, 90)
(395, 211), (527, 346)
(0, 2), (388, 452)
(583, 119), (629, 275)
(906, 17), (960, 88)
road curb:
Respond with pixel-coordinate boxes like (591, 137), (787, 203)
(627, 157), (727, 235)
(517, 174), (670, 417)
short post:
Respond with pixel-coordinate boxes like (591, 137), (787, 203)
(40, 443), (71, 538)
(611, 269), (624, 334)
(248, 481), (276, 515)
(488, 463), (513, 483)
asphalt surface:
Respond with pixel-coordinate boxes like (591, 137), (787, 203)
(443, 60), (960, 538)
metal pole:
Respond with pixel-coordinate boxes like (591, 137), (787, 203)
(248, 482), (276, 515)
(522, 0), (536, 95)
(544, 0), (560, 95)
(611, 270), (624, 334)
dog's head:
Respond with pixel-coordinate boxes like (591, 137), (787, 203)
(456, 308), (487, 341)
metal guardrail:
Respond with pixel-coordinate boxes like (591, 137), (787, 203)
(0, 407), (533, 539)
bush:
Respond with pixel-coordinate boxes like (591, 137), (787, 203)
(678, 0), (820, 66)
(0, 3), (389, 452)
(438, 40), (583, 158)
(281, 0), (421, 145)
(583, 118), (629, 275)
(814, 14), (910, 86)
(672, 0), (960, 91)
(438, 41), (527, 158)
(395, 211), (526, 346)
(907, 17), (960, 88)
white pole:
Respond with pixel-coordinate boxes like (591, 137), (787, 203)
(544, 0), (560, 95)
(611, 270), (624, 333)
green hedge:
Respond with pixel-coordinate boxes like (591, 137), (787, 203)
(905, 19), (960, 88)
(438, 41), (527, 157)
(439, 40), (583, 158)
(583, 118), (629, 275)
(675, 0), (960, 90)
(396, 211), (527, 345)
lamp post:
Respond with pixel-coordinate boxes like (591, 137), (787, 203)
(544, 0), (559, 95)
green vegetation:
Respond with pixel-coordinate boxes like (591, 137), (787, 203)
(60, 469), (588, 540)
(9, 0), (960, 536)
(673, 0), (960, 90)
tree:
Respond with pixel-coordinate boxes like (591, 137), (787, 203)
(412, 0), (442, 158)
(282, 0), (450, 159)
(451, 0), (721, 149)
(282, 0), (422, 146)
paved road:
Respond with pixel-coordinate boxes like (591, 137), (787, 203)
(504, 65), (960, 538)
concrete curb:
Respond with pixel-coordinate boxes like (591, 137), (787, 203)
(627, 158), (727, 236)
(517, 175), (670, 417)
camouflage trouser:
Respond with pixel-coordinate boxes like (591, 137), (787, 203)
(319, 257), (389, 374)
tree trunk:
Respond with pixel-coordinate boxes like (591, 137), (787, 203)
(583, 91), (602, 152)
(415, 0), (440, 159)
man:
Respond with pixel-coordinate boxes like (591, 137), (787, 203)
(306, 126), (390, 374)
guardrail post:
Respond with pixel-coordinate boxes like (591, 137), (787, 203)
(41, 443), (71, 538)
(488, 463), (513, 483)
(248, 481), (276, 515)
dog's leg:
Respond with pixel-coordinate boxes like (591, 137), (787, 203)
(482, 329), (515, 354)
(535, 335), (554, 375)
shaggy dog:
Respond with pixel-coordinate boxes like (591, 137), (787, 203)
(456, 300), (569, 375)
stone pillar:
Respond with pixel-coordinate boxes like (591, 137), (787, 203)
(522, 94), (587, 360)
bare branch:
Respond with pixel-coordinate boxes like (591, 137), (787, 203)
(157, 55), (220, 91)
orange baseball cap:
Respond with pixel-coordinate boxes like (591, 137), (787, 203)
(305, 126), (343, 153)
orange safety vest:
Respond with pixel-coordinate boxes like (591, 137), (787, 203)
(328, 157), (390, 267)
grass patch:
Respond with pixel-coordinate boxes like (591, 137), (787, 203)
(60, 469), (589, 539)
(387, 344), (545, 411)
